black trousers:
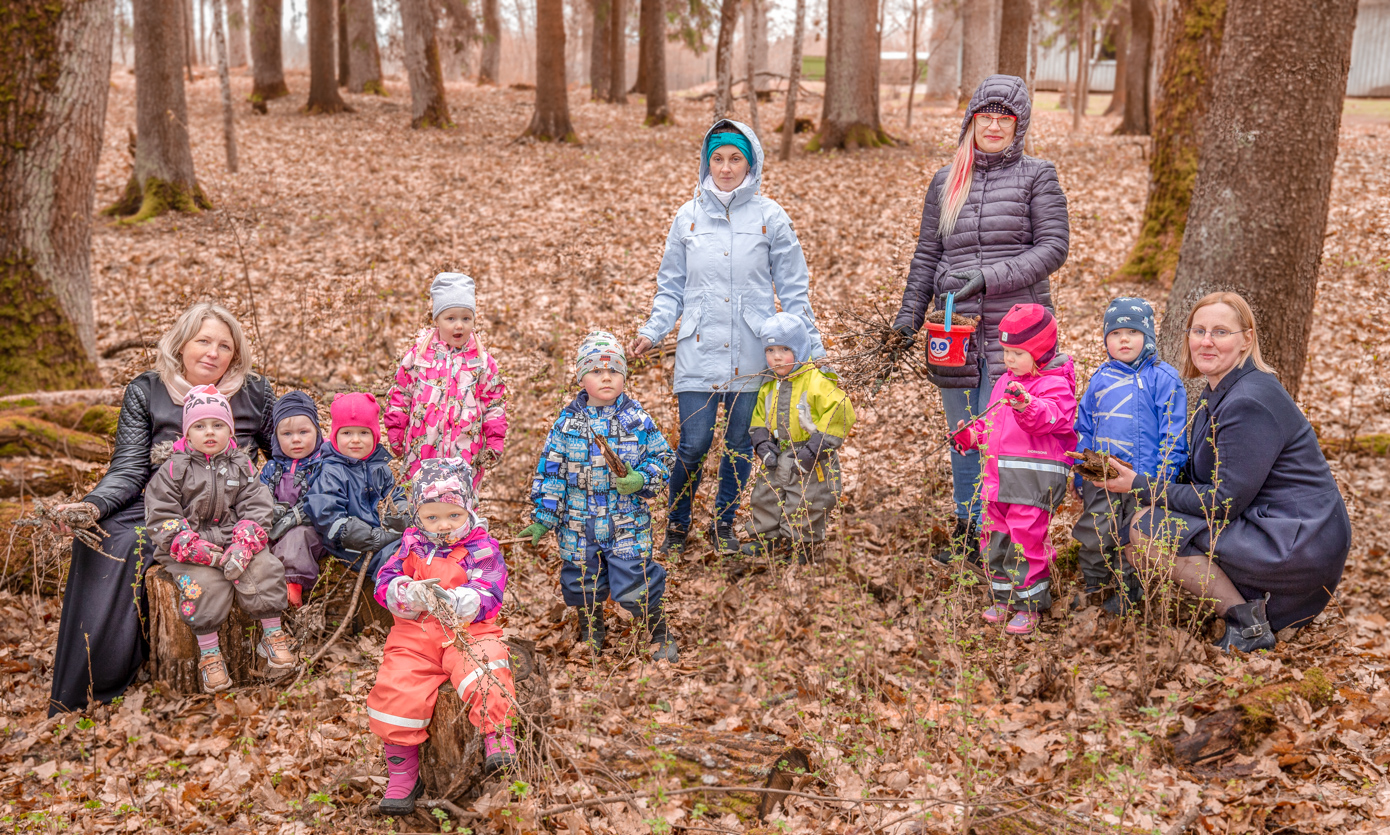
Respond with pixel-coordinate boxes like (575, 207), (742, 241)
(48, 500), (151, 716)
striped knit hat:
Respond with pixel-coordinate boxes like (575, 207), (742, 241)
(999, 304), (1058, 366)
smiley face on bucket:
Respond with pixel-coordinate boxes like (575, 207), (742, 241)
(929, 336), (951, 359)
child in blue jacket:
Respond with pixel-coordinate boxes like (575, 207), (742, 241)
(518, 332), (678, 661)
(306, 393), (409, 582)
(1072, 297), (1188, 612)
(259, 391), (326, 607)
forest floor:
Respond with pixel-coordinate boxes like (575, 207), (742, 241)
(1, 70), (1389, 834)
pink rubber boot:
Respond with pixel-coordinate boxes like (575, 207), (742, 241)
(379, 743), (423, 815)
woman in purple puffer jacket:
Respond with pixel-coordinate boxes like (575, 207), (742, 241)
(892, 74), (1070, 565)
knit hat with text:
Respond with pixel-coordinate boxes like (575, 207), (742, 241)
(182, 385), (234, 436)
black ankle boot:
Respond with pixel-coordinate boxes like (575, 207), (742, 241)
(932, 518), (981, 569)
(575, 604), (606, 652)
(1213, 594), (1276, 653)
(1101, 578), (1143, 616)
(646, 606), (680, 662)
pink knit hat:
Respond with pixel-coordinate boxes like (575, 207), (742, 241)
(182, 385), (234, 436)
(999, 304), (1058, 364)
(329, 392), (381, 453)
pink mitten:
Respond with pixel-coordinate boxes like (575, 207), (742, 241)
(1003, 382), (1030, 411)
(232, 519), (269, 553)
(222, 542), (253, 580)
(171, 530), (221, 565)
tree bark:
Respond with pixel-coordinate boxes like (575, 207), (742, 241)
(0, 0), (111, 394)
(523, 0), (578, 140)
(400, 0), (453, 126)
(336, 0), (348, 84)
(1114, 0), (1225, 283)
(906, 0), (920, 130)
(589, 0), (610, 97)
(743, 0), (760, 133)
(478, 0), (500, 84)
(210, 0), (240, 171)
(750, 0), (770, 94)
(811, 0), (887, 149)
(107, 0), (210, 221)
(1161, 0), (1357, 399)
(250, 0), (290, 101)
(631, 0), (649, 94)
(607, 0), (627, 103)
(305, 0), (350, 112)
(779, 0), (806, 160)
(997, 0), (1030, 78)
(227, 0), (249, 65)
(713, 0), (738, 119)
(926, 0), (961, 102)
(1104, 0), (1129, 116)
(1115, 0), (1152, 133)
(959, 0), (998, 106)
(344, 0), (384, 93)
(640, 0), (671, 124)
(146, 566), (267, 693)
(1071, 0), (1090, 131)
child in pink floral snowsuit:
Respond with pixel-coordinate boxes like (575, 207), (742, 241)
(385, 273), (508, 484)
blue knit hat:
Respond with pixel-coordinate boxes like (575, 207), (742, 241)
(269, 391), (322, 461)
(1103, 297), (1157, 367)
(759, 312), (813, 365)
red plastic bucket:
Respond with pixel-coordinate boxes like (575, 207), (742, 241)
(923, 320), (976, 367)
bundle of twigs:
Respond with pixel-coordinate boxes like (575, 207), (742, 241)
(1065, 449), (1125, 481)
(17, 497), (109, 554)
(822, 303), (931, 403)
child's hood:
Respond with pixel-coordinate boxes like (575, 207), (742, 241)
(150, 437), (245, 468)
(319, 443), (392, 469)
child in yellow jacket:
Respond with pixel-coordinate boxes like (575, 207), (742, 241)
(745, 313), (856, 562)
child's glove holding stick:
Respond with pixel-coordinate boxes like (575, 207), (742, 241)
(518, 522), (549, 547)
(1003, 381), (1030, 411)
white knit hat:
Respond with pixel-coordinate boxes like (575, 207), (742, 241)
(430, 272), (476, 318)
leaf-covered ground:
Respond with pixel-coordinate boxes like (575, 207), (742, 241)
(2, 70), (1388, 834)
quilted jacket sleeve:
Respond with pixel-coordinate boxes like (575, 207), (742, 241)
(1073, 381), (1096, 490)
(1155, 369), (1190, 485)
(143, 461), (189, 556)
(978, 162), (1070, 298)
(633, 410), (675, 501)
(894, 170), (948, 334)
(252, 376), (275, 464)
(82, 378), (155, 518)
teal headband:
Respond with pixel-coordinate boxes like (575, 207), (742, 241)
(706, 131), (754, 167)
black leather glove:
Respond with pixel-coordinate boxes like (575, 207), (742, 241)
(949, 270), (986, 302)
(380, 505), (410, 534)
(749, 426), (779, 468)
(338, 517), (375, 551)
(794, 432), (832, 473)
(268, 504), (308, 541)
(363, 526), (395, 554)
(884, 325), (915, 357)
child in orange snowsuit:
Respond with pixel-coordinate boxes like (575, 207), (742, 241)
(367, 457), (515, 816)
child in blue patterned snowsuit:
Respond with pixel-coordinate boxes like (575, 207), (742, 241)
(520, 332), (678, 661)
(1072, 297), (1188, 613)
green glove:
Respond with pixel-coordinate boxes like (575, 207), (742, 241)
(519, 523), (549, 547)
(614, 470), (646, 495)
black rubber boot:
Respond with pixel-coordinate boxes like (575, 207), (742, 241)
(1101, 578), (1143, 616)
(646, 606), (680, 662)
(659, 523), (689, 557)
(708, 520), (740, 555)
(1213, 593), (1276, 653)
(575, 603), (607, 652)
(932, 518), (982, 571)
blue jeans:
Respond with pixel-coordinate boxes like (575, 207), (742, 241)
(667, 391), (756, 530)
(938, 359), (989, 522)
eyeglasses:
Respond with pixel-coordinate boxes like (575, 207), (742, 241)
(1186, 327), (1246, 340)
(974, 114), (1017, 128)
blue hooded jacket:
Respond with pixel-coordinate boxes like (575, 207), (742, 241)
(1074, 355), (1189, 488)
(305, 444), (405, 561)
(258, 391), (324, 501)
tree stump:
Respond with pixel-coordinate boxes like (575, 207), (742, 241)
(420, 637), (552, 801)
(146, 564), (280, 693)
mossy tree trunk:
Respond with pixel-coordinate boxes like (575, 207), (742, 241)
(305, 0), (351, 113)
(250, 0), (290, 101)
(523, 0), (579, 142)
(400, 0), (452, 127)
(639, 0), (671, 125)
(607, 0), (627, 103)
(925, 0), (961, 102)
(343, 0), (384, 94)
(996, 0), (1031, 78)
(1161, 0), (1358, 400)
(589, 0), (610, 98)
(226, 0), (249, 66)
(812, 0), (889, 150)
(958, 0), (998, 107)
(478, 0), (500, 84)
(712, 0), (738, 119)
(0, 0), (111, 395)
(1114, 0), (1152, 134)
(107, 0), (211, 222)
(1113, 0), (1225, 283)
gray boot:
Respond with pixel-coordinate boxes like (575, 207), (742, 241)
(646, 606), (679, 662)
(575, 603), (606, 652)
(1213, 594), (1276, 653)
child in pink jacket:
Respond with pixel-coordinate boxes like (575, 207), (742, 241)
(953, 304), (1077, 635)
(385, 273), (508, 483)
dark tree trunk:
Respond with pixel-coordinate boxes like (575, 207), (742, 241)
(779, 0), (806, 159)
(479, 0), (500, 84)
(337, 0), (348, 84)
(1104, 0), (1128, 116)
(344, 0), (384, 93)
(400, 0), (452, 126)
(523, 0), (578, 141)
(0, 0), (111, 394)
(1114, 0), (1225, 282)
(607, 0), (627, 103)
(1161, 0), (1357, 399)
(925, 0), (961, 102)
(997, 0), (1030, 78)
(107, 0), (211, 221)
(250, 0), (289, 101)
(810, 0), (887, 149)
(631, 0), (648, 95)
(227, 0), (249, 65)
(589, 0), (610, 97)
(1115, 0), (1152, 133)
(305, 0), (350, 112)
(959, 0), (997, 106)
(712, 0), (738, 118)
(640, 0), (670, 124)
(1071, 0), (1091, 131)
